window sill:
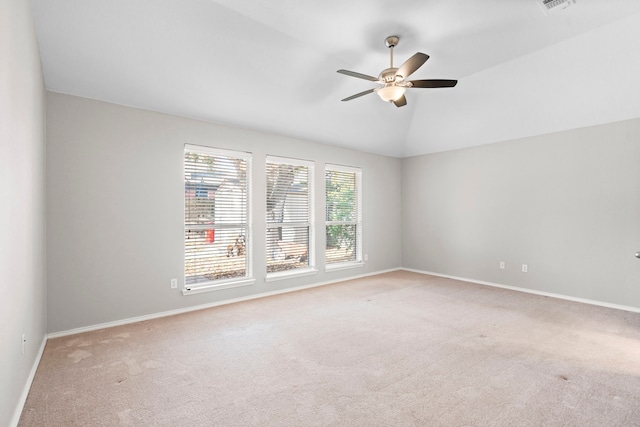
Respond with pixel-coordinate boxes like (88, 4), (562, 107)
(182, 278), (256, 295)
(325, 261), (365, 272)
(265, 268), (318, 283)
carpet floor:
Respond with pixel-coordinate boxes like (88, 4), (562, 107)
(19, 271), (640, 426)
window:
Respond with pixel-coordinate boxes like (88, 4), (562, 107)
(184, 145), (253, 293)
(266, 156), (315, 278)
(325, 164), (362, 268)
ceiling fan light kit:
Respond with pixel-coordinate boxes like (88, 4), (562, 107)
(376, 85), (406, 102)
(337, 35), (457, 107)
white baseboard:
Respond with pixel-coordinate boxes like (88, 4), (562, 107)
(48, 267), (402, 339)
(10, 335), (47, 427)
(401, 268), (640, 314)
(43, 265), (640, 338)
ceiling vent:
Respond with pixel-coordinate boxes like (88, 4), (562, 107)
(537, 0), (576, 14)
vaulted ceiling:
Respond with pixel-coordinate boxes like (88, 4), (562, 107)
(31, 0), (640, 157)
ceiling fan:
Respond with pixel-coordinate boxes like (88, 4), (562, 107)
(337, 35), (457, 107)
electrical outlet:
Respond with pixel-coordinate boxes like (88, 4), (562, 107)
(22, 333), (26, 355)
(170, 279), (178, 289)
(522, 264), (528, 273)
(499, 261), (505, 270)
(364, 254), (368, 262)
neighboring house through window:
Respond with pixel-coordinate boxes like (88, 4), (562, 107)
(325, 164), (362, 269)
(266, 156), (315, 279)
(184, 145), (253, 293)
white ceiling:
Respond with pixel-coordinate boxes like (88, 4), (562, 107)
(31, 0), (640, 157)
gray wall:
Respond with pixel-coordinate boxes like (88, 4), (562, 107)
(0, 1), (47, 425)
(46, 92), (403, 334)
(402, 119), (640, 309)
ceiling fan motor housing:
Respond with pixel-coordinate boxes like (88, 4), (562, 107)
(379, 67), (402, 83)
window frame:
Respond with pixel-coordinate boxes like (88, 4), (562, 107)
(265, 155), (317, 282)
(324, 163), (363, 271)
(183, 144), (254, 295)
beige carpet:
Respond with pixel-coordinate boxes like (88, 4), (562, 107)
(19, 271), (640, 426)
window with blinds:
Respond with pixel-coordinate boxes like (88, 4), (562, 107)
(325, 164), (362, 267)
(266, 156), (314, 276)
(184, 145), (252, 291)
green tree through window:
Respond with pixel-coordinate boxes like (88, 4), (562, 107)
(325, 165), (362, 266)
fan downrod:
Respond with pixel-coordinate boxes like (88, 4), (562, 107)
(384, 35), (400, 69)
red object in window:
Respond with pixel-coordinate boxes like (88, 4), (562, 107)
(206, 229), (215, 243)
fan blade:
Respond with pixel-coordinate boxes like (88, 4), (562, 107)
(408, 79), (458, 88)
(396, 53), (429, 79)
(393, 95), (407, 108)
(341, 88), (376, 102)
(337, 69), (379, 82)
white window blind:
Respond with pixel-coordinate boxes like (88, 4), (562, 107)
(184, 145), (252, 290)
(266, 156), (314, 276)
(325, 164), (362, 267)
